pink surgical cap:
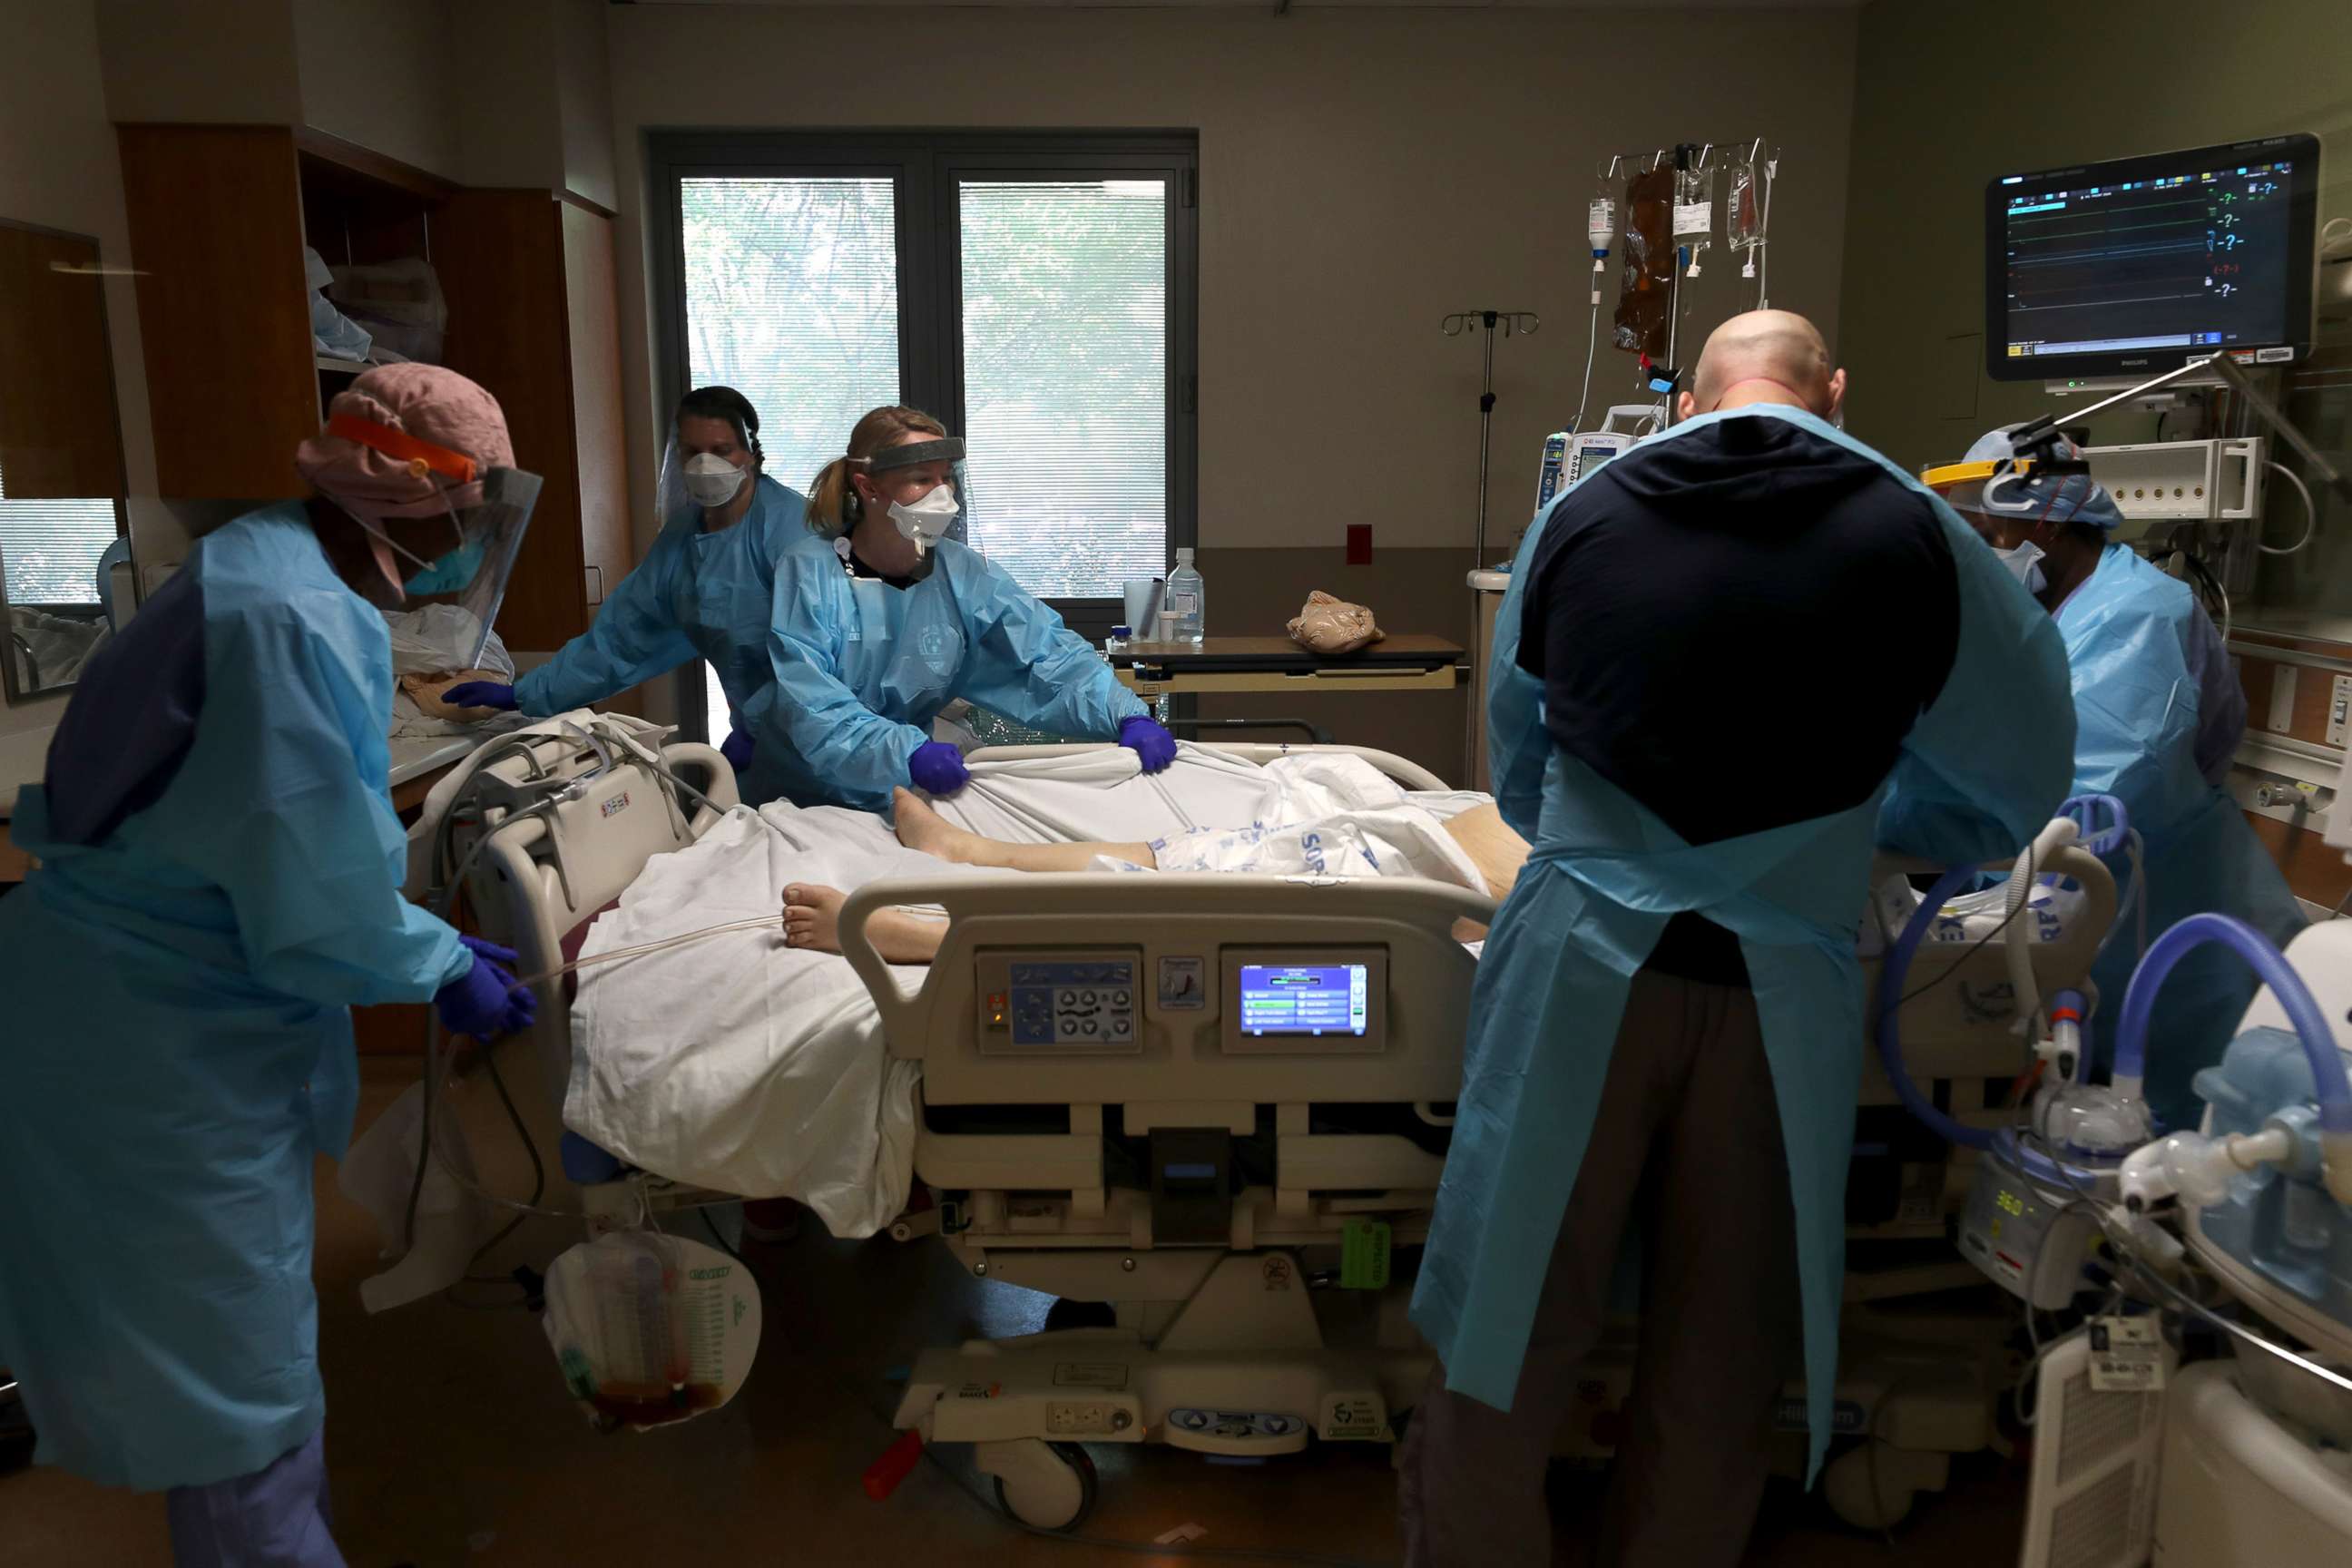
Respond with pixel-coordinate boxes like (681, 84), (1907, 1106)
(294, 364), (514, 521)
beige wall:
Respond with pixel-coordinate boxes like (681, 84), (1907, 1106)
(601, 4), (1859, 775)
(294, 0), (461, 178)
(1837, 0), (2352, 485)
(94, 0), (303, 127)
(3, 0), (162, 739)
(554, 0), (617, 211)
(605, 3), (1860, 555)
(451, 0), (618, 208)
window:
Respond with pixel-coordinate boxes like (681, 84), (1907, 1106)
(679, 174), (903, 739)
(654, 132), (1199, 741)
(957, 179), (1169, 596)
(679, 175), (903, 507)
(0, 460), (118, 606)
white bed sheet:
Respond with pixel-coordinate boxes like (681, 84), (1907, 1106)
(565, 749), (1490, 1236)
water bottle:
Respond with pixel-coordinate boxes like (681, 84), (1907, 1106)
(1164, 548), (1206, 644)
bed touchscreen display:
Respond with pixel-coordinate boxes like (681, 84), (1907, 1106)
(1237, 964), (1369, 1037)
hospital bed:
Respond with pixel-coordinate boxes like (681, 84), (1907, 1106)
(834, 806), (1483, 1527)
(364, 717), (2118, 1534)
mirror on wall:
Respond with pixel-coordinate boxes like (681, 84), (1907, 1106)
(0, 218), (132, 702)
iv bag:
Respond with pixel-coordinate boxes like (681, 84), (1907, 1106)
(1728, 153), (1768, 253)
(1612, 163), (1673, 358)
(1675, 161), (1719, 279)
(1588, 172), (1618, 255)
(1729, 146), (1778, 297)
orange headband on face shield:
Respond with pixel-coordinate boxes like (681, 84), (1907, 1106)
(325, 414), (479, 485)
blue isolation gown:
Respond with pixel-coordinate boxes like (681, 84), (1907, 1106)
(0, 504), (470, 1490)
(1409, 406), (2077, 1481)
(754, 531), (1146, 809)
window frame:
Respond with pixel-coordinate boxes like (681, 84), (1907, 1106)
(648, 129), (1200, 740)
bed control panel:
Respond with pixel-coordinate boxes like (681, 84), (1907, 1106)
(975, 950), (1144, 1054)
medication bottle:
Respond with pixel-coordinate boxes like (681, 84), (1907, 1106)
(1164, 548), (1206, 644)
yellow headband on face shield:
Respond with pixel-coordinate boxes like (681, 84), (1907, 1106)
(1920, 457), (2043, 494)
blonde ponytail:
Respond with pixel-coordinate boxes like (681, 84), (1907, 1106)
(805, 405), (953, 537)
(806, 456), (855, 536)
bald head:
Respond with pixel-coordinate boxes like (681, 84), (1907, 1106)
(1682, 309), (1845, 423)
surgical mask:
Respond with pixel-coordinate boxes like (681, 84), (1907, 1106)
(683, 452), (750, 507)
(330, 485), (472, 595)
(1994, 540), (2047, 596)
(887, 485), (960, 554)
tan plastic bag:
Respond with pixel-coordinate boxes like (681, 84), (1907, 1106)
(1287, 591), (1385, 656)
(400, 669), (504, 721)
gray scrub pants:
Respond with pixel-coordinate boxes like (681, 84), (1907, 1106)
(1400, 968), (1803, 1568)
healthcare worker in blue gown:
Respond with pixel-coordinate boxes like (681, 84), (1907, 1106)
(444, 385), (816, 805)
(0, 365), (539, 1567)
(756, 404), (1177, 811)
(1936, 426), (2305, 1128)
(1401, 313), (2077, 1567)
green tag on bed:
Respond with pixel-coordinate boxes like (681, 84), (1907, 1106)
(1340, 1219), (1392, 1289)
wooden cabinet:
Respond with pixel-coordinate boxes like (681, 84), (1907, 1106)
(433, 191), (629, 653)
(116, 124), (318, 500)
(0, 223), (131, 500)
(112, 122), (628, 656)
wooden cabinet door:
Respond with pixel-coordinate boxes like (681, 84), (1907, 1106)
(116, 125), (317, 498)
(437, 190), (583, 655)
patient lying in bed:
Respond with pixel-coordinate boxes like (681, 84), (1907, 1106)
(556, 748), (1511, 1232)
(781, 785), (1530, 960)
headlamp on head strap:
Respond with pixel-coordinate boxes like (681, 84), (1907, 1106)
(861, 437), (965, 475)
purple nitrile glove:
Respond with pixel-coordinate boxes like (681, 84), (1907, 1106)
(908, 740), (970, 796)
(1118, 714), (1178, 773)
(441, 681), (518, 711)
(433, 934), (538, 1039)
(720, 728), (755, 772)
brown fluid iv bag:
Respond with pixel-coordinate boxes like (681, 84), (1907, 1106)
(1612, 163), (1673, 359)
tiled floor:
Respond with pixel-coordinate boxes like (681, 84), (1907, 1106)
(2, 1065), (2027, 1566)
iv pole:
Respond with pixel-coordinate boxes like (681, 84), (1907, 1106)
(1441, 308), (1536, 787)
(1442, 309), (1539, 572)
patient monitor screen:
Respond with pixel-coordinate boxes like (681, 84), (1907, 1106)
(1985, 132), (2318, 380)
(1238, 964), (1369, 1037)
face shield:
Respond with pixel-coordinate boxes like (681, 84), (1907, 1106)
(1924, 427), (2124, 536)
(656, 427), (760, 523)
(319, 414), (542, 667)
(858, 436), (971, 556)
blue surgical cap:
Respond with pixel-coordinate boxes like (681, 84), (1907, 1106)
(1954, 424), (2124, 532)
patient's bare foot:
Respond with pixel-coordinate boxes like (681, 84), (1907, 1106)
(891, 787), (981, 864)
(783, 883), (846, 954)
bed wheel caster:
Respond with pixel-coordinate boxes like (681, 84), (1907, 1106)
(978, 1437), (1098, 1532)
(1822, 1439), (1943, 1532)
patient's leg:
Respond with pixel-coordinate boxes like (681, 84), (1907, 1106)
(784, 883), (946, 963)
(1446, 803), (1530, 901)
(890, 787), (1156, 872)
(1445, 803), (1530, 944)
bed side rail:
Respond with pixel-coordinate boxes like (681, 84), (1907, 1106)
(965, 740), (1451, 793)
